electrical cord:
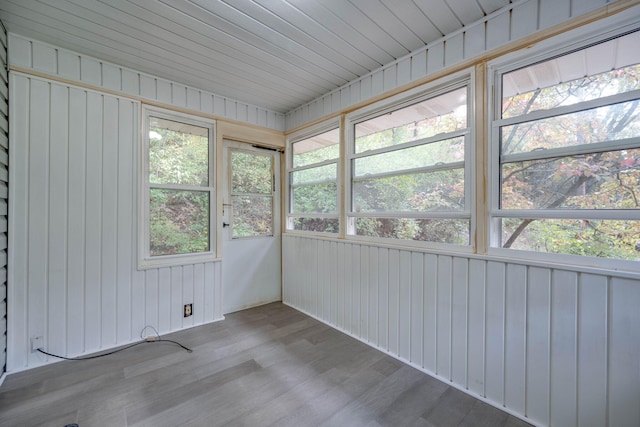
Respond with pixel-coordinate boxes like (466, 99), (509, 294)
(36, 334), (193, 361)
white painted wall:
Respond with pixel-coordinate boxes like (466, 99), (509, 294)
(285, 0), (624, 131)
(7, 72), (224, 371)
(7, 34), (285, 132)
(283, 235), (640, 427)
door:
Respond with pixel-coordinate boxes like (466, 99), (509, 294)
(222, 140), (281, 313)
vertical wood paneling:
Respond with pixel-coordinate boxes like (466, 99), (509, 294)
(388, 249), (399, 355)
(182, 265), (194, 328)
(101, 96), (119, 346)
(102, 63), (121, 92)
(330, 241), (338, 326)
(411, 50), (427, 81)
(609, 278), (640, 427)
(450, 257), (468, 386)
(485, 261), (505, 403)
(571, 0), (607, 16)
(445, 34), (464, 67)
(359, 245), (369, 341)
(116, 99), (135, 343)
(282, 236), (640, 427)
(486, 12), (511, 50)
(410, 252), (423, 366)
(193, 264), (205, 325)
(336, 242), (346, 330)
(351, 244), (361, 337)
(66, 88), (86, 356)
(427, 42), (445, 75)
(436, 255), (452, 378)
(9, 35), (284, 131)
(285, 0), (617, 131)
(526, 267), (551, 425)
(47, 84), (69, 357)
(145, 269), (159, 333)
(539, 0), (571, 29)
(57, 51), (80, 81)
(377, 247), (389, 351)
(158, 268), (171, 334)
(84, 91), (103, 353)
(504, 264), (527, 414)
(8, 74), (224, 371)
(81, 57), (101, 86)
(398, 250), (411, 360)
(27, 79), (49, 366)
(423, 254), (438, 372)
(577, 274), (607, 427)
(464, 24), (485, 60)
(32, 43), (56, 75)
(550, 270), (578, 427)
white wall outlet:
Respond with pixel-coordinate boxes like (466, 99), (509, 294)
(31, 336), (43, 352)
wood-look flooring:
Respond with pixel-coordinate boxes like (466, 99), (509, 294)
(0, 303), (532, 427)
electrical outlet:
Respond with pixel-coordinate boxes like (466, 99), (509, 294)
(184, 303), (193, 318)
(31, 336), (43, 352)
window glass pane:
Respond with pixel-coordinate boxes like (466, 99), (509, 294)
(355, 87), (467, 153)
(502, 32), (640, 119)
(291, 163), (336, 185)
(292, 218), (339, 233)
(293, 128), (339, 168)
(501, 100), (640, 155)
(501, 148), (640, 210)
(292, 183), (337, 213)
(355, 217), (469, 244)
(232, 195), (273, 238)
(353, 169), (465, 213)
(232, 151), (272, 194)
(149, 117), (209, 186)
(500, 218), (640, 260)
(353, 137), (464, 177)
(150, 189), (209, 256)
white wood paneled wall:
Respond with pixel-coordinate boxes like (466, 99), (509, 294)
(283, 235), (640, 427)
(7, 34), (285, 132)
(285, 0), (620, 130)
(8, 73), (224, 371)
(0, 19), (7, 375)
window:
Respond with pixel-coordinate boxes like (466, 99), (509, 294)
(140, 106), (215, 268)
(490, 30), (640, 263)
(286, 124), (340, 233)
(346, 78), (472, 246)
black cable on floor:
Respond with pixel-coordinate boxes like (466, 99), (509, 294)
(36, 339), (192, 361)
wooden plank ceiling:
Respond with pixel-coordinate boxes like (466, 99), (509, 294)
(0, 0), (512, 113)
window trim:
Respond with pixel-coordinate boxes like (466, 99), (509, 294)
(285, 118), (341, 236)
(138, 105), (216, 270)
(344, 70), (475, 251)
(487, 24), (640, 272)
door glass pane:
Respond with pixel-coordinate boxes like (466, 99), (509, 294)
(231, 150), (274, 238)
(232, 195), (273, 238)
(232, 151), (272, 194)
(150, 189), (210, 256)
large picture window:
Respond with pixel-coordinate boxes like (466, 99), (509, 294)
(140, 106), (215, 268)
(491, 30), (640, 263)
(346, 78), (472, 246)
(287, 124), (340, 234)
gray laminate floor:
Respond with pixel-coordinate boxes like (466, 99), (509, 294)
(0, 303), (532, 427)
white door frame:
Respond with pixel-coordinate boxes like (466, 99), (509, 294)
(221, 140), (282, 313)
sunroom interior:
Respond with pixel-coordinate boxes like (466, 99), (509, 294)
(0, 1), (639, 426)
